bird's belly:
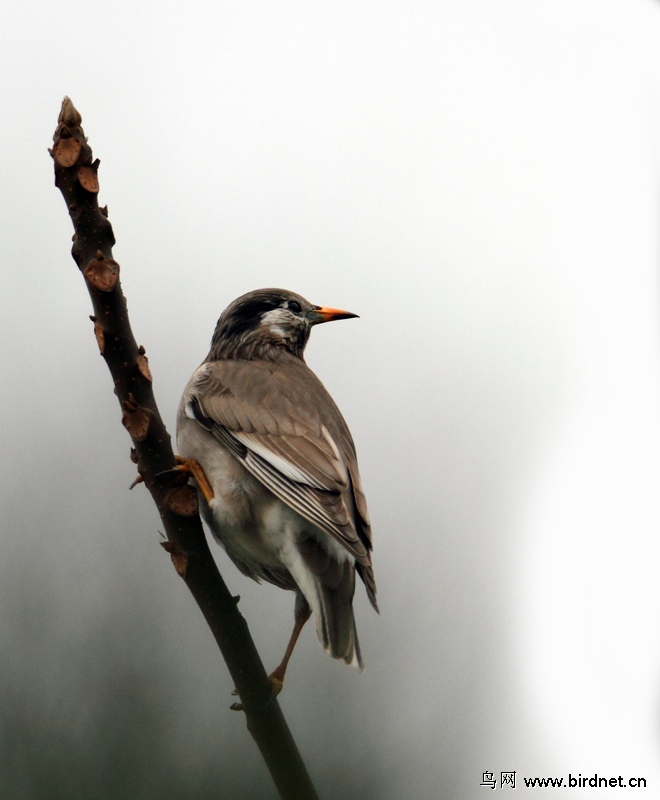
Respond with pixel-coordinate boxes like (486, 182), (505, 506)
(177, 420), (273, 570)
(186, 441), (295, 586)
(204, 487), (292, 577)
(206, 463), (355, 597)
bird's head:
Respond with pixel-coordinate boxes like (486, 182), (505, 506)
(208, 288), (358, 361)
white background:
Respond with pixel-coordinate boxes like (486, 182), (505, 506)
(2, 1), (660, 797)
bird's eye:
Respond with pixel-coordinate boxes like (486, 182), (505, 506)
(287, 300), (302, 313)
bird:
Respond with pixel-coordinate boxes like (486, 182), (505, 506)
(176, 288), (377, 690)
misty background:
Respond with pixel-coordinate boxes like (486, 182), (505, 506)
(2, 1), (660, 797)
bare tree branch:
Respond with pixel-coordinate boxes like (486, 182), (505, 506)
(50, 96), (320, 800)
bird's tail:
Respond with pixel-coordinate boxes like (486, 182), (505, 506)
(317, 601), (363, 670)
(291, 535), (364, 670)
(311, 562), (364, 671)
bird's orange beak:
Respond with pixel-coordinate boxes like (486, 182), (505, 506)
(308, 305), (359, 325)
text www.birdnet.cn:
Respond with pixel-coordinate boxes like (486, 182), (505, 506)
(479, 771), (647, 789)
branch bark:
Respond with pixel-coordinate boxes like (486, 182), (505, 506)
(50, 97), (319, 800)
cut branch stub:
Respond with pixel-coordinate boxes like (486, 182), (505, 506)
(121, 394), (151, 441)
(164, 485), (199, 518)
(78, 164), (100, 193)
(52, 137), (82, 167)
(90, 316), (105, 354)
(161, 540), (189, 577)
(83, 255), (119, 292)
(137, 347), (153, 382)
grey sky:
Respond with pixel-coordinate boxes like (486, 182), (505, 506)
(2, 1), (660, 797)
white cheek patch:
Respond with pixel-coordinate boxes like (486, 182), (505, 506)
(260, 308), (291, 339)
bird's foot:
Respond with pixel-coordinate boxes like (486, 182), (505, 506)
(158, 456), (215, 504)
(229, 686), (244, 712)
(229, 671), (284, 712)
(267, 668), (285, 698)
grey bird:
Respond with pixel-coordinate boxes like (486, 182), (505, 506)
(176, 288), (377, 689)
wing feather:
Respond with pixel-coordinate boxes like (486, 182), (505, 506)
(189, 357), (375, 585)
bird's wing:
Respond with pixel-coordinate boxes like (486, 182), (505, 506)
(188, 357), (374, 568)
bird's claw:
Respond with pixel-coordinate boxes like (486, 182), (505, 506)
(229, 686), (244, 711)
(268, 675), (284, 696)
(157, 456), (215, 504)
(229, 674), (283, 713)
(175, 456), (215, 503)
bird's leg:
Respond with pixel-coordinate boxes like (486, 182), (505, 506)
(229, 598), (310, 711)
(268, 595), (311, 695)
(171, 456), (215, 504)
